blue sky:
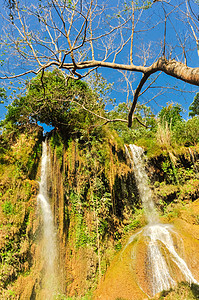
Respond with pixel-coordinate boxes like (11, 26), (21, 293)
(0, 0), (198, 124)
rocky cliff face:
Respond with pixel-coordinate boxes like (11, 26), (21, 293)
(0, 125), (43, 299)
(95, 147), (199, 300)
(95, 200), (199, 300)
(0, 127), (199, 299)
(0, 126), (139, 299)
(47, 130), (140, 298)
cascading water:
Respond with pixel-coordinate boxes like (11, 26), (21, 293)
(125, 144), (198, 297)
(128, 144), (159, 224)
(37, 140), (59, 298)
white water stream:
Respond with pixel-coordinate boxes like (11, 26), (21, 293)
(125, 144), (198, 296)
(37, 140), (58, 298)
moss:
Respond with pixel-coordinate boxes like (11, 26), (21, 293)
(2, 118), (199, 299)
(157, 282), (199, 300)
(0, 126), (42, 296)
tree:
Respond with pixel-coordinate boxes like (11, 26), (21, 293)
(189, 93), (199, 117)
(108, 102), (156, 143)
(1, 69), (106, 135)
(158, 103), (183, 129)
(0, 0), (199, 127)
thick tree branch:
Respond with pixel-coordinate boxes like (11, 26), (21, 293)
(127, 56), (199, 127)
(1, 57), (198, 88)
(1, 0), (198, 134)
(73, 58), (199, 86)
(155, 58), (199, 86)
(128, 73), (151, 128)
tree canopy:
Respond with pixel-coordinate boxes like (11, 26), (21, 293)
(0, 0), (199, 127)
(1, 69), (107, 137)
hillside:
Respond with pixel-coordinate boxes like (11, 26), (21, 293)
(0, 122), (199, 299)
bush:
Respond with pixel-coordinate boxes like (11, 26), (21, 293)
(172, 117), (199, 146)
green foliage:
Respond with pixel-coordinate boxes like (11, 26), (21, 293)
(2, 69), (105, 139)
(2, 201), (15, 215)
(0, 87), (7, 104)
(0, 129), (42, 293)
(85, 72), (114, 107)
(158, 281), (199, 300)
(158, 103), (183, 129)
(162, 158), (178, 184)
(3, 70), (68, 127)
(8, 290), (16, 297)
(134, 0), (152, 10)
(107, 100), (199, 155)
(68, 187), (91, 248)
(50, 131), (64, 165)
(114, 241), (122, 251)
(60, 130), (122, 255)
(75, 214), (90, 249)
(108, 102), (156, 144)
(176, 167), (195, 184)
(123, 218), (141, 233)
(189, 92), (199, 117)
(68, 185), (112, 249)
(172, 117), (199, 146)
(2, 96), (31, 126)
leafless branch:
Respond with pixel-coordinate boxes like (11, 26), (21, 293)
(128, 73), (151, 127)
(0, 0), (198, 129)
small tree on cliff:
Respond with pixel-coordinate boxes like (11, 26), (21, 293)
(0, 0), (199, 127)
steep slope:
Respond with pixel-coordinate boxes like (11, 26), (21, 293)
(94, 199), (199, 300)
(95, 147), (199, 300)
(48, 128), (141, 298)
(0, 125), (141, 299)
(0, 125), (43, 299)
(1, 124), (199, 299)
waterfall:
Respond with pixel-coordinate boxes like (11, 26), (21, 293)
(128, 144), (159, 224)
(125, 144), (198, 296)
(37, 140), (58, 298)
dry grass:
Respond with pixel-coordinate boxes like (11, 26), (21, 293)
(156, 122), (172, 149)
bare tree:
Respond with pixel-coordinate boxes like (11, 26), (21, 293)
(0, 0), (199, 126)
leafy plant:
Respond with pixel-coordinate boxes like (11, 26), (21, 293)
(2, 201), (15, 215)
(162, 158), (178, 185)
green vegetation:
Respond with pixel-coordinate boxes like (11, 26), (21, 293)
(2, 201), (15, 215)
(0, 122), (42, 298)
(1, 70), (199, 299)
(108, 102), (156, 145)
(0, 87), (7, 103)
(158, 103), (183, 129)
(109, 100), (199, 155)
(1, 69), (107, 141)
(189, 93), (199, 117)
(2, 69), (199, 157)
(157, 282), (199, 300)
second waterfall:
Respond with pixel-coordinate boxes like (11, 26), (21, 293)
(125, 144), (198, 297)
